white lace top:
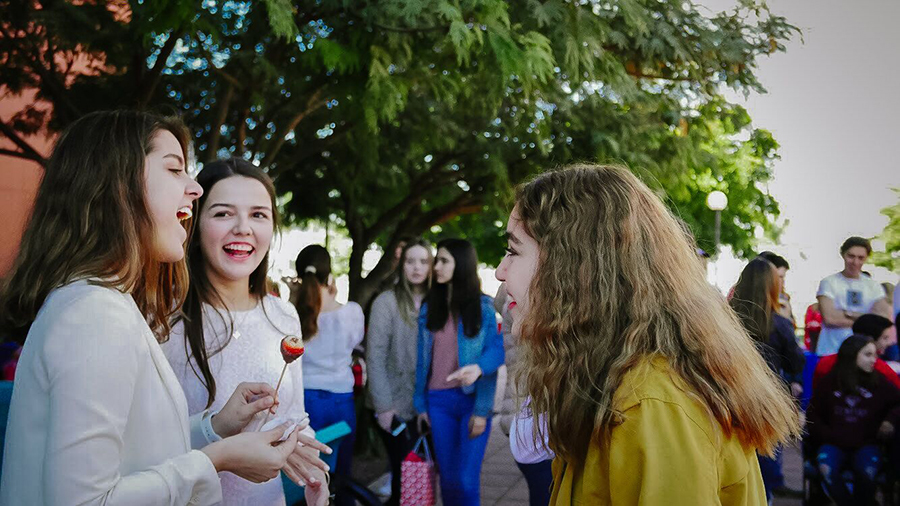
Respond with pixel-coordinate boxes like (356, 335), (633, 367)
(162, 295), (311, 506)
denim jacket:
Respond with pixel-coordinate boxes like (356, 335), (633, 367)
(413, 294), (505, 418)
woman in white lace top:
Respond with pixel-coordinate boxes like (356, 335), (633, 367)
(162, 158), (330, 506)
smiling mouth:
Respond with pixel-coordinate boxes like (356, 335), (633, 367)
(176, 206), (192, 222)
(223, 243), (254, 259)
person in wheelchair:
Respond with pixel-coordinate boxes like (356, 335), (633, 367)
(808, 334), (900, 505)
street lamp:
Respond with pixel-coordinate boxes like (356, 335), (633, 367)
(706, 190), (728, 256)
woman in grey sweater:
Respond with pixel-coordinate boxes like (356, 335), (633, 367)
(366, 239), (433, 506)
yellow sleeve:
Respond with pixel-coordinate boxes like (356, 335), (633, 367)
(607, 398), (720, 506)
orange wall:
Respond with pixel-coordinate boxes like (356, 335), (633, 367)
(0, 92), (50, 277)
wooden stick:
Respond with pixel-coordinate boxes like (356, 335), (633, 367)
(258, 363), (288, 430)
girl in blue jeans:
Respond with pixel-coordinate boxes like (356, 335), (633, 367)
(292, 245), (365, 506)
(414, 238), (504, 506)
(808, 334), (900, 506)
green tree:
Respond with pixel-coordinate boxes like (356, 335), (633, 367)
(1, 0), (797, 304)
(871, 189), (900, 273)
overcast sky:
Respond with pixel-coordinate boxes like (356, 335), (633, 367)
(699, 0), (900, 316)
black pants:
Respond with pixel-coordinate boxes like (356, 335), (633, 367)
(376, 417), (421, 506)
(516, 459), (553, 506)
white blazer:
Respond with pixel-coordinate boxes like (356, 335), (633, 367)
(0, 280), (222, 505)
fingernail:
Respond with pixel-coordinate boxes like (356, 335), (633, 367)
(325, 464), (331, 471)
(310, 478), (318, 484)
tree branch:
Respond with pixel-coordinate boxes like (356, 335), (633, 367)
(206, 81), (235, 162)
(260, 87), (326, 168)
(363, 151), (464, 239)
(0, 121), (46, 165)
(137, 29), (182, 109)
(0, 147), (46, 165)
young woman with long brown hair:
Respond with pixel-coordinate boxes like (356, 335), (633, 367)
(495, 164), (801, 505)
(291, 244), (365, 506)
(0, 111), (302, 505)
(413, 238), (505, 506)
(366, 238), (433, 506)
(730, 257), (805, 500)
(161, 158), (330, 506)
(808, 335), (900, 505)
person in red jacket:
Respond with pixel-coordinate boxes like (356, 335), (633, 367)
(813, 315), (900, 390)
(808, 335), (900, 505)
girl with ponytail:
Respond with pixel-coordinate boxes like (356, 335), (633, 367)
(291, 245), (365, 505)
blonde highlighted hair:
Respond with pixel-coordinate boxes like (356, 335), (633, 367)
(516, 164), (800, 465)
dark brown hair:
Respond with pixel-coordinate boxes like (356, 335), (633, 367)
(834, 334), (878, 393)
(425, 238), (483, 337)
(841, 236), (872, 256)
(293, 245), (332, 340)
(0, 110), (192, 342)
(176, 157), (280, 408)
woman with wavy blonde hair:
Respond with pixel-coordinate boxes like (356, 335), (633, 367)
(495, 164), (801, 505)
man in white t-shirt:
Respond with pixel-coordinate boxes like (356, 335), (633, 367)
(816, 236), (892, 355)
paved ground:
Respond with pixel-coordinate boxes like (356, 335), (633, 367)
(367, 417), (806, 505)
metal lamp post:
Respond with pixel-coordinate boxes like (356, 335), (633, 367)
(706, 190), (728, 257)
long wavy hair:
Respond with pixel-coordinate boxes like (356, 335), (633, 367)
(394, 238), (433, 325)
(425, 238), (483, 337)
(730, 257), (781, 344)
(174, 157), (281, 408)
(515, 164), (800, 465)
(0, 110), (192, 342)
(833, 334), (878, 394)
(293, 245), (332, 341)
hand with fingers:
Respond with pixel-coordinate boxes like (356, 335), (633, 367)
(202, 423), (300, 483)
(469, 416), (487, 439)
(281, 422), (333, 487)
(417, 412), (431, 434)
(212, 382), (279, 438)
(376, 411), (396, 432)
(447, 364), (482, 387)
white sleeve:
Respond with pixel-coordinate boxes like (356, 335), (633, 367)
(42, 292), (221, 506)
(817, 276), (838, 300)
(867, 279), (887, 308)
(350, 302), (365, 348)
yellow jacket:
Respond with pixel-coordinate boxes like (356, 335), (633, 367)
(550, 356), (766, 506)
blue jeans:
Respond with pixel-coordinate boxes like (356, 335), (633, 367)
(305, 390), (356, 505)
(517, 460), (553, 506)
(758, 446), (785, 500)
(427, 388), (492, 506)
(817, 444), (881, 506)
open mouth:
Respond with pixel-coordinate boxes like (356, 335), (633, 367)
(508, 301), (517, 310)
(176, 206), (192, 222)
(223, 242), (254, 259)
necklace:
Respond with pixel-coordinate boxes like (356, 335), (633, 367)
(231, 307), (253, 340)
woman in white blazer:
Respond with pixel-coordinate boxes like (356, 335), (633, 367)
(0, 111), (305, 506)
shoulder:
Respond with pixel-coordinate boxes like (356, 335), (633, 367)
(265, 294), (299, 320)
(863, 277), (885, 293)
(37, 281), (140, 337)
(479, 294), (496, 314)
(43, 280), (134, 315)
(614, 357), (716, 437)
(344, 301), (364, 318)
(32, 282), (145, 367)
(371, 290), (399, 313)
(773, 314), (794, 336)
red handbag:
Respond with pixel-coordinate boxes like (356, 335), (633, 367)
(400, 436), (436, 506)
